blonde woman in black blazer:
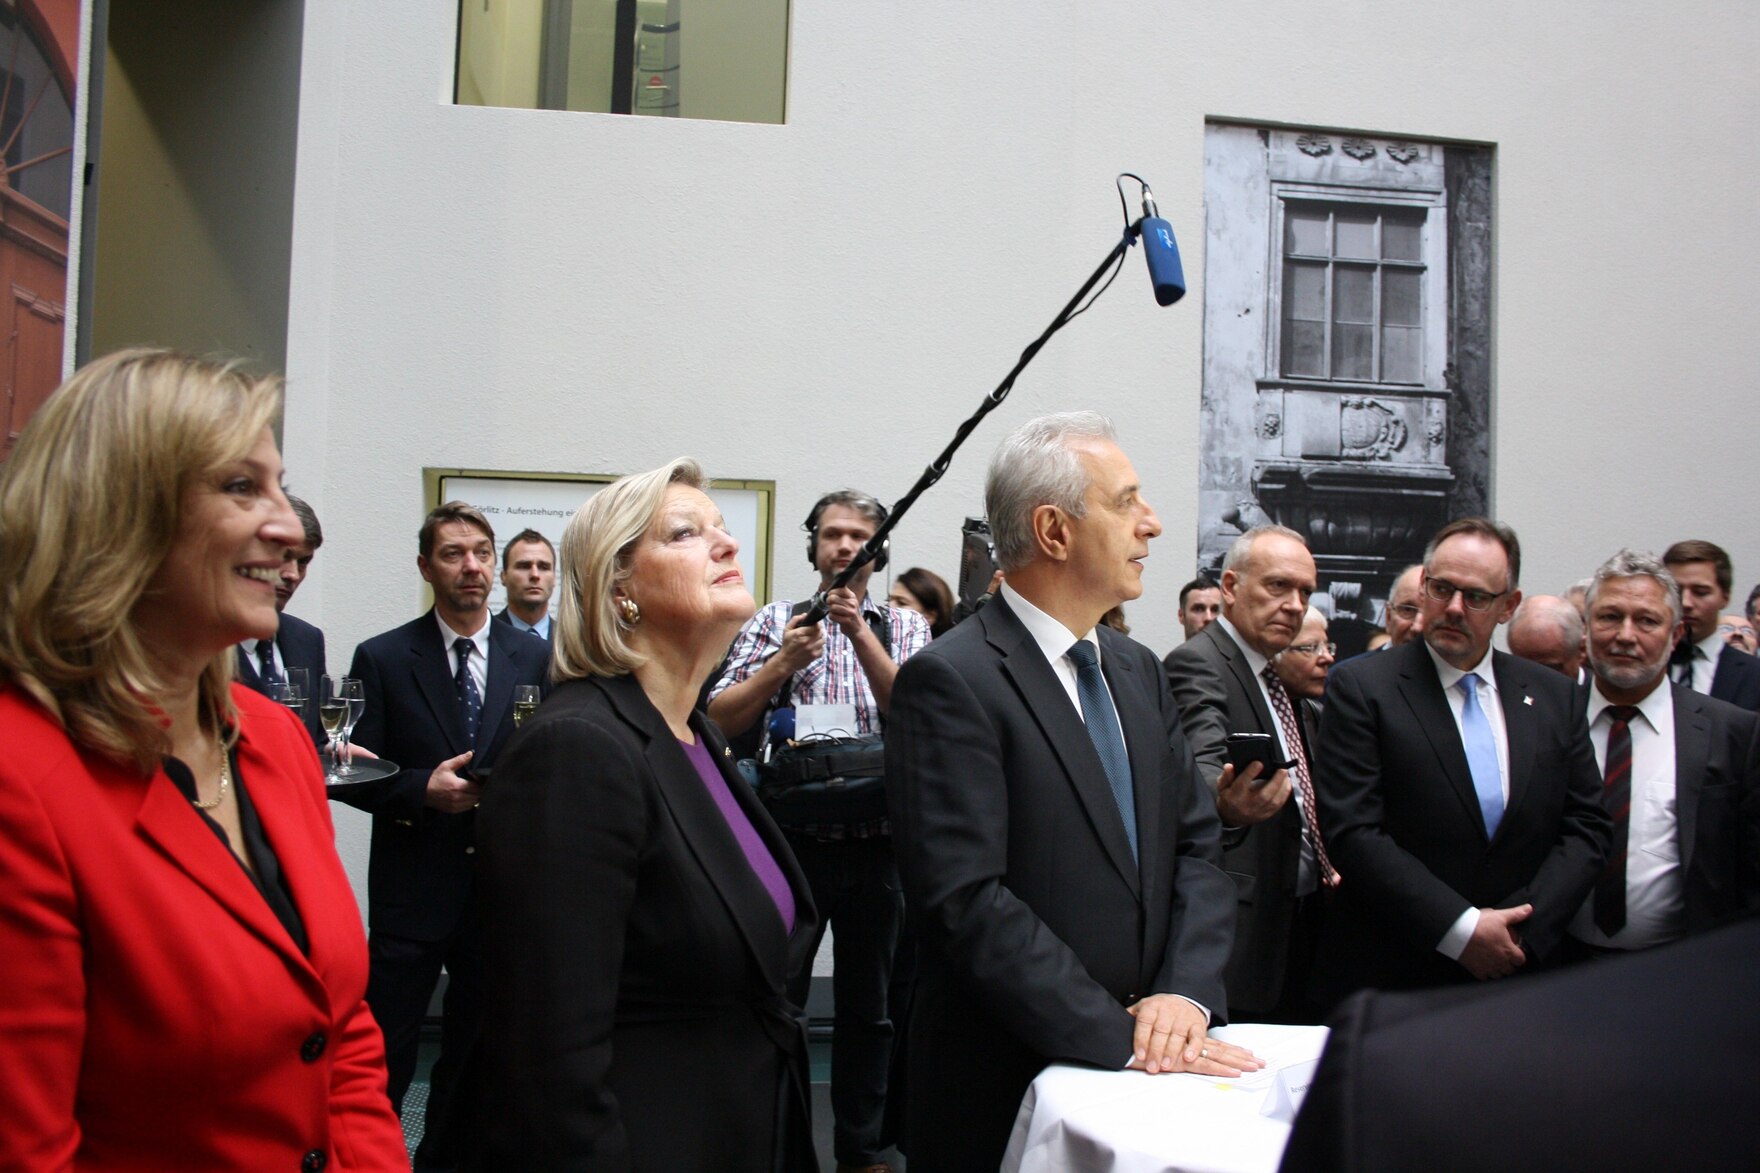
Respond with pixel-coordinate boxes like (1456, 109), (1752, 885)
(465, 459), (817, 1172)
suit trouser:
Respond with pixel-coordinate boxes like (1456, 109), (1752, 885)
(365, 919), (484, 1167)
(784, 833), (904, 1166)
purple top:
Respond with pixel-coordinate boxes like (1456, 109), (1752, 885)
(679, 737), (796, 934)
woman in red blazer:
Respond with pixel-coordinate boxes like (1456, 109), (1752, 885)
(0, 350), (409, 1172)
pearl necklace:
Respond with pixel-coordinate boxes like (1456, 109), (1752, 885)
(192, 739), (231, 810)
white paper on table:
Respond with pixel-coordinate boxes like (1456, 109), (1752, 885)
(795, 703), (859, 739)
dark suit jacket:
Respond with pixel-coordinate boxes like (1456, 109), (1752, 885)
(1663, 685), (1760, 930)
(0, 684), (409, 1170)
(492, 606), (552, 640)
(1311, 640), (1611, 1002)
(1164, 621), (1308, 1017)
(234, 611), (329, 748)
(336, 610), (550, 941)
(464, 674), (818, 1172)
(1281, 914), (1760, 1173)
(886, 596), (1233, 1172)
(1709, 641), (1760, 710)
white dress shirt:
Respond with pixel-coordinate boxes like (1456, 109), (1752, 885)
(437, 612), (491, 699)
(238, 635), (285, 680)
(1683, 631), (1721, 693)
(1568, 683), (1683, 950)
(1424, 642), (1512, 961)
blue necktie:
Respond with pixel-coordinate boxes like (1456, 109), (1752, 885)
(454, 638), (482, 744)
(1457, 673), (1503, 838)
(255, 638), (282, 686)
(1066, 640), (1138, 862)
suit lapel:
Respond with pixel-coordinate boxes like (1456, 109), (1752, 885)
(1671, 685), (1710, 871)
(133, 755), (316, 980)
(988, 600), (1141, 898)
(1394, 642), (1486, 837)
(234, 645), (265, 692)
(476, 623), (520, 761)
(1492, 653), (1537, 838)
(411, 615), (471, 758)
(1211, 624), (1278, 736)
(602, 677), (790, 975)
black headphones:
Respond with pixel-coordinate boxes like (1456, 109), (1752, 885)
(804, 490), (889, 574)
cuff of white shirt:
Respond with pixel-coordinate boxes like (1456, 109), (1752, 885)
(1436, 907), (1480, 960)
(1119, 995), (1212, 1069)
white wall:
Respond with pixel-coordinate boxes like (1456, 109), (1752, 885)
(285, 1), (1760, 898)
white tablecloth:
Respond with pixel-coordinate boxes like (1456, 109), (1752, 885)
(1001, 1023), (1329, 1173)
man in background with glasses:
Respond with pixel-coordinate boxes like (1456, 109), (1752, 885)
(1310, 518), (1610, 1007)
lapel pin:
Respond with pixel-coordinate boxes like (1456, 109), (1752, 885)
(723, 746), (733, 758)
(1522, 695), (1534, 706)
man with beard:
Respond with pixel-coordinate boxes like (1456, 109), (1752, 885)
(1310, 518), (1609, 1003)
(1566, 549), (1760, 956)
(339, 501), (551, 1169)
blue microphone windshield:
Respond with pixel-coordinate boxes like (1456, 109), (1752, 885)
(1141, 216), (1186, 306)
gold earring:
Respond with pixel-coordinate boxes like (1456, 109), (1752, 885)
(617, 597), (640, 625)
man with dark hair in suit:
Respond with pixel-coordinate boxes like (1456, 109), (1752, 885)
(1567, 549), (1760, 956)
(235, 493), (328, 748)
(492, 528), (556, 639)
(1311, 518), (1610, 1004)
(1663, 539), (1760, 710)
(886, 411), (1253, 1173)
(1164, 525), (1335, 1024)
(1176, 575), (1223, 641)
(338, 500), (550, 1170)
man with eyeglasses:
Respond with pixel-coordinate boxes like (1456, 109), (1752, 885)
(1165, 524), (1333, 1024)
(1273, 607), (1336, 703)
(1329, 565), (1421, 677)
(1565, 549), (1759, 959)
(1310, 517), (1610, 1006)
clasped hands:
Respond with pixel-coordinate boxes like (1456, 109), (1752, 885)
(1125, 994), (1263, 1077)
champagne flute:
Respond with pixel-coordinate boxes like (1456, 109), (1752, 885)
(337, 678), (365, 777)
(319, 675), (349, 779)
(513, 684), (541, 727)
(284, 667), (311, 723)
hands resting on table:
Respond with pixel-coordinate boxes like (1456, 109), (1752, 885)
(1126, 994), (1265, 1077)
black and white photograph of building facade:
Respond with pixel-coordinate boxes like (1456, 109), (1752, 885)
(1198, 122), (1493, 657)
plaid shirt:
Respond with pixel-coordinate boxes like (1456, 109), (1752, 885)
(711, 594), (931, 837)
(711, 595), (931, 731)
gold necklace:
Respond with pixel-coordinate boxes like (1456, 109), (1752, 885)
(191, 738), (231, 811)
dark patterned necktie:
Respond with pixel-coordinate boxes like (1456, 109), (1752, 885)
(1594, 704), (1640, 936)
(255, 638), (282, 686)
(1260, 666), (1340, 889)
(454, 638), (482, 744)
(1671, 643), (1697, 690)
(1066, 640), (1137, 863)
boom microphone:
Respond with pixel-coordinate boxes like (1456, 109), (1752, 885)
(1138, 185), (1186, 306)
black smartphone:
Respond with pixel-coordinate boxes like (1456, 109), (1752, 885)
(1225, 732), (1283, 784)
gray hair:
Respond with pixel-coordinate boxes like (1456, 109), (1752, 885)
(1222, 524), (1308, 575)
(1509, 595), (1585, 648)
(1585, 548), (1683, 626)
(985, 411), (1116, 572)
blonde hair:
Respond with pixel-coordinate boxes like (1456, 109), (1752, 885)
(551, 458), (707, 682)
(0, 348), (282, 770)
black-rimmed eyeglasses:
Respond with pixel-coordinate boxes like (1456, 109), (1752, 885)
(1423, 576), (1510, 612)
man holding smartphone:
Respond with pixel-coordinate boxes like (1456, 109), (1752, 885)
(1163, 524), (1333, 1024)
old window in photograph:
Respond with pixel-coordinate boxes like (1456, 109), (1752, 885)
(455, 0), (790, 125)
(1280, 203), (1426, 385)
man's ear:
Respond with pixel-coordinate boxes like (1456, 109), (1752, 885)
(1031, 504), (1070, 563)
